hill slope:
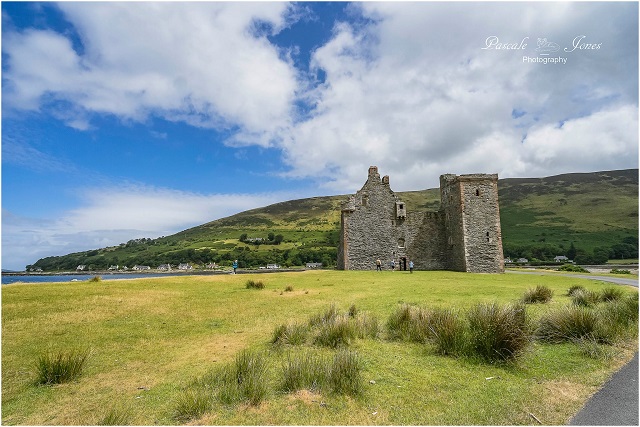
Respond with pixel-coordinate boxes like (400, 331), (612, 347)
(29, 169), (638, 271)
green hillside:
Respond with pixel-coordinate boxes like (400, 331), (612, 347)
(29, 169), (638, 271)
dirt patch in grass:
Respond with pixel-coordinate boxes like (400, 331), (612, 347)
(287, 389), (323, 406)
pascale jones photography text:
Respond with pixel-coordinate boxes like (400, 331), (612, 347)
(481, 35), (602, 52)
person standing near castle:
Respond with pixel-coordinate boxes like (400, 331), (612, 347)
(390, 260), (395, 271)
(409, 260), (414, 273)
(233, 260), (238, 274)
(376, 259), (382, 271)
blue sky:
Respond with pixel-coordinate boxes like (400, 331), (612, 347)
(2, 1), (638, 270)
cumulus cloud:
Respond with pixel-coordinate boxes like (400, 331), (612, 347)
(279, 2), (638, 191)
(3, 2), (298, 145)
(1, 185), (297, 270)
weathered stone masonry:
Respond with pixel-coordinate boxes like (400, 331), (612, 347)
(337, 166), (504, 273)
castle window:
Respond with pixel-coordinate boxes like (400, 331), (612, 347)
(362, 194), (368, 207)
(398, 238), (405, 248)
(448, 236), (453, 246)
(486, 232), (491, 243)
(476, 189), (480, 196)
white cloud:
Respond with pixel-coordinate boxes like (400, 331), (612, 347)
(3, 2), (298, 145)
(277, 2), (638, 191)
(1, 185), (300, 270)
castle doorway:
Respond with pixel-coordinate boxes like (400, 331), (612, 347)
(401, 257), (407, 271)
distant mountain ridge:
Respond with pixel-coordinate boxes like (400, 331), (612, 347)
(28, 169), (638, 271)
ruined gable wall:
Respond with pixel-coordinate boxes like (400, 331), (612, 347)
(340, 167), (399, 270)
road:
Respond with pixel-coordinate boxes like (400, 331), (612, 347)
(506, 270), (638, 287)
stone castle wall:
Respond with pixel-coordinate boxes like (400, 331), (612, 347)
(338, 167), (504, 273)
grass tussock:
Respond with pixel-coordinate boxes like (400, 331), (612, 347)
(271, 304), (381, 349)
(536, 305), (599, 343)
(284, 285), (294, 292)
(567, 285), (587, 297)
(280, 350), (328, 392)
(467, 302), (530, 362)
(220, 349), (270, 405)
(245, 279), (265, 289)
(328, 349), (363, 396)
(600, 287), (625, 302)
(522, 285), (554, 304)
(429, 307), (468, 357)
(271, 323), (309, 346)
(35, 348), (89, 385)
(571, 289), (601, 307)
(173, 389), (212, 422)
(88, 275), (102, 282)
(98, 406), (132, 426)
(386, 303), (432, 342)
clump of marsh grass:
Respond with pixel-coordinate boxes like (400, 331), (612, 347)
(218, 349), (269, 405)
(271, 323), (309, 346)
(567, 285), (587, 297)
(306, 304), (379, 347)
(245, 279), (265, 289)
(535, 305), (599, 343)
(386, 303), (432, 342)
(98, 405), (132, 425)
(35, 348), (90, 385)
(284, 285), (294, 292)
(575, 336), (617, 361)
(522, 285), (553, 304)
(327, 349), (363, 396)
(571, 289), (601, 307)
(173, 389), (212, 422)
(429, 307), (468, 357)
(308, 304), (339, 327)
(280, 350), (328, 392)
(600, 287), (625, 302)
(313, 314), (357, 348)
(466, 302), (530, 362)
(88, 275), (102, 282)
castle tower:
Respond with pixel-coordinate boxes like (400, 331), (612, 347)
(440, 174), (504, 273)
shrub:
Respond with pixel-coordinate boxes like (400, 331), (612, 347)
(88, 275), (102, 282)
(467, 302), (530, 362)
(610, 269), (631, 275)
(571, 289), (601, 307)
(600, 287), (625, 302)
(174, 389), (211, 422)
(313, 314), (357, 348)
(567, 285), (586, 297)
(536, 305), (599, 343)
(522, 285), (554, 304)
(280, 351), (328, 392)
(558, 264), (589, 273)
(35, 348), (89, 385)
(328, 349), (363, 396)
(429, 307), (468, 357)
(245, 279), (265, 289)
(271, 323), (309, 346)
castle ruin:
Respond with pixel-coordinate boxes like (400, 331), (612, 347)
(337, 166), (504, 273)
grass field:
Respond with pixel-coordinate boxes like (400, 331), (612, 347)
(2, 270), (637, 425)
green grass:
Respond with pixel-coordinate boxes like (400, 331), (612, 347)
(2, 270), (637, 425)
